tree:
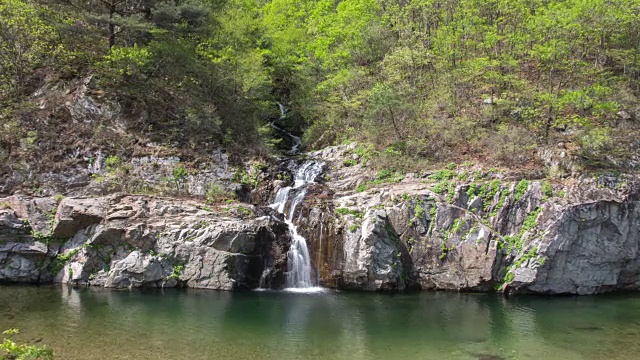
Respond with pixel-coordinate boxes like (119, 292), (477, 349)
(53, 0), (169, 48)
(0, 0), (62, 99)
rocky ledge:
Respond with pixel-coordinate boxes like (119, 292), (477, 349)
(0, 195), (290, 290)
(293, 145), (640, 295)
(2, 144), (640, 295)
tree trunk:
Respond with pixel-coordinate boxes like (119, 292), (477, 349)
(108, 2), (116, 48)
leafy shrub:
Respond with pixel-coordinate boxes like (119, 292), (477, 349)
(206, 183), (234, 203)
(0, 329), (53, 359)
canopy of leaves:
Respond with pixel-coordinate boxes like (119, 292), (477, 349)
(2, 0), (640, 172)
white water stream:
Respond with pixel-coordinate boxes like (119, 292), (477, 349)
(270, 103), (302, 154)
(267, 103), (324, 292)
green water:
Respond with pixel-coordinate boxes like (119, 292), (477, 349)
(1, 286), (640, 359)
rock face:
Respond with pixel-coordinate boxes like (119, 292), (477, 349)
(340, 209), (406, 291)
(0, 78), (244, 199)
(290, 145), (640, 295)
(3, 142), (640, 295)
(0, 195), (290, 290)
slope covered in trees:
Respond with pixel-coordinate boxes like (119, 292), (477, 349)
(1, 0), (640, 174)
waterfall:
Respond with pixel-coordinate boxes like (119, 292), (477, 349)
(317, 213), (323, 287)
(269, 160), (324, 292)
(265, 103), (324, 291)
(271, 103), (301, 154)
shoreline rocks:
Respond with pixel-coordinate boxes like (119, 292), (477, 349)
(0, 194), (290, 291)
(3, 145), (640, 295)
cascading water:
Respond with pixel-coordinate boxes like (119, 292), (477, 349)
(266, 103), (324, 292)
(270, 160), (324, 291)
(271, 103), (302, 154)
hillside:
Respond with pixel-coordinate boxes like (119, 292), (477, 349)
(1, 0), (640, 198)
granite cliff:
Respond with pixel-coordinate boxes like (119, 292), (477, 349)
(2, 144), (640, 295)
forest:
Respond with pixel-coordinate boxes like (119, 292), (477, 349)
(1, 0), (640, 173)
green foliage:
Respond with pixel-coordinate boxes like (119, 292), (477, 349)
(49, 247), (78, 276)
(439, 240), (456, 261)
(105, 156), (122, 172)
(451, 218), (464, 234)
(490, 190), (508, 217)
(1, 329), (52, 360)
(172, 166), (187, 181)
(541, 181), (554, 200)
(342, 159), (357, 167)
(0, 0), (65, 98)
(167, 264), (184, 281)
(206, 183), (234, 203)
(502, 271), (515, 284)
(414, 203), (425, 220)
(513, 247), (539, 268)
(335, 208), (363, 219)
(475, 180), (502, 213)
(522, 208), (542, 232)
(100, 45), (151, 76)
(170, 165), (189, 192)
(502, 207), (543, 254)
(431, 181), (446, 195)
(515, 180), (530, 202)
(429, 170), (456, 181)
(371, 169), (404, 185)
(356, 183), (367, 193)
(225, 205), (253, 218)
(353, 145), (376, 164)
(3, 0), (640, 178)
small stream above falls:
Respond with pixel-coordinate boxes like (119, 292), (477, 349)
(270, 103), (302, 154)
(266, 103), (325, 291)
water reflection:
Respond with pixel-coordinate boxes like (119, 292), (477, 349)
(1, 286), (640, 360)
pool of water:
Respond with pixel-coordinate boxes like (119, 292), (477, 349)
(1, 286), (639, 359)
